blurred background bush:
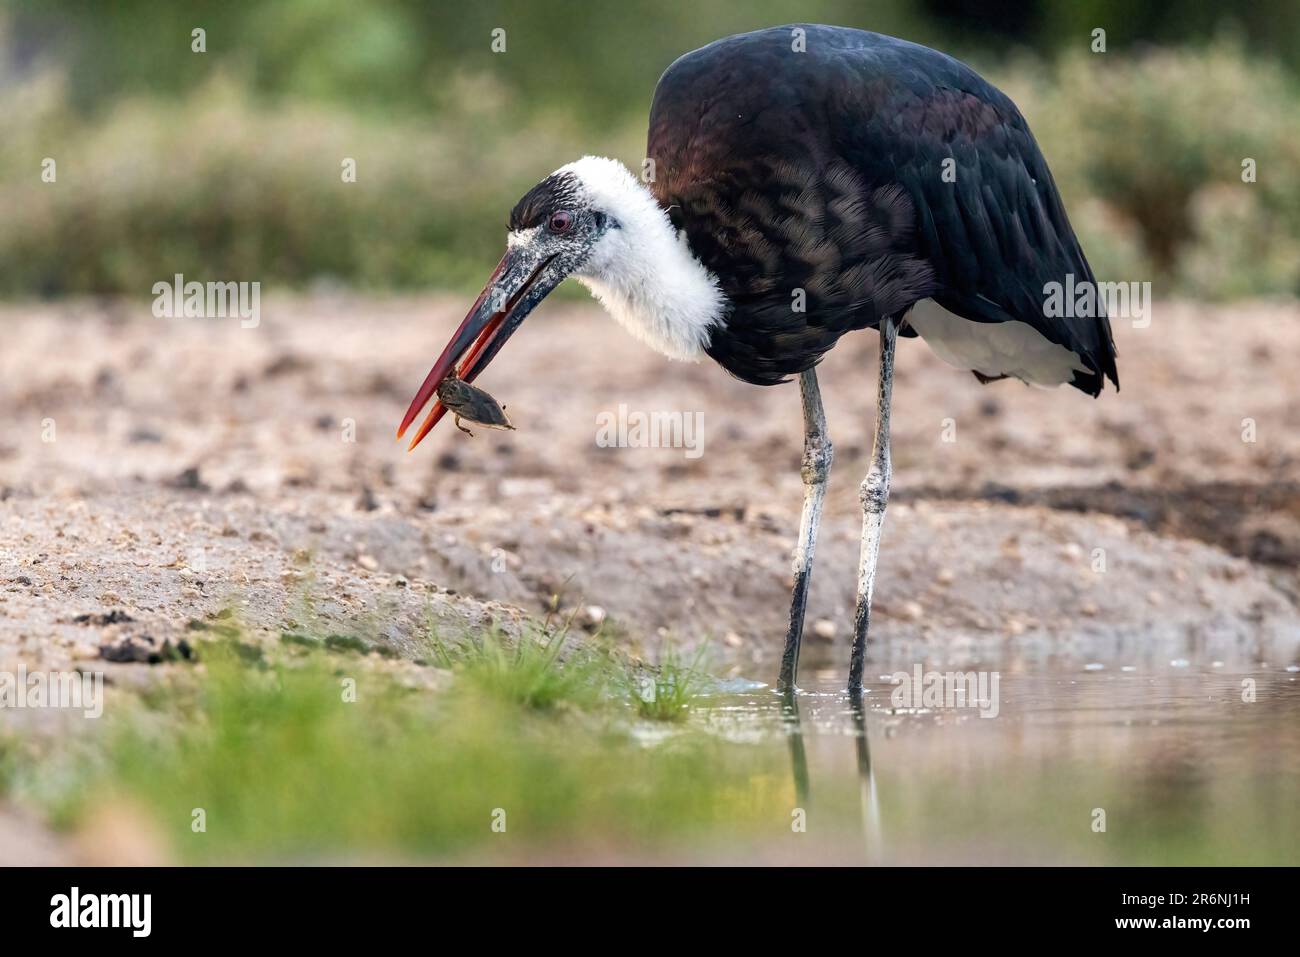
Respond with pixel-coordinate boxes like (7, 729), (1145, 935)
(2, 0), (1298, 298)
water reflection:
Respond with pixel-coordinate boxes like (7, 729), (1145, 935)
(698, 662), (1300, 865)
(780, 690), (810, 806)
(777, 687), (882, 863)
(848, 689), (882, 863)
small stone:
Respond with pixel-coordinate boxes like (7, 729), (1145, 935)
(812, 618), (836, 640)
(584, 605), (606, 625)
(900, 600), (924, 621)
(357, 555), (379, 571)
(169, 466), (208, 491)
(1080, 601), (1099, 617)
(723, 631), (743, 648)
(936, 568), (955, 585)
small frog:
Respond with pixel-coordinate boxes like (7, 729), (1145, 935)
(436, 374), (515, 436)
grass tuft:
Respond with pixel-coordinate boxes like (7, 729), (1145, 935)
(626, 642), (711, 722)
(426, 612), (610, 712)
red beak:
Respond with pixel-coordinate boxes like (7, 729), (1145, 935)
(396, 249), (561, 450)
(396, 257), (507, 449)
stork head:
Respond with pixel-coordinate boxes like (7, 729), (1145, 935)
(397, 156), (722, 449)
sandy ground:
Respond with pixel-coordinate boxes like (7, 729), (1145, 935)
(3, 293), (1299, 863)
(2, 294), (1298, 677)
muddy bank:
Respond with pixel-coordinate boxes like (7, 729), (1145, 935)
(1, 295), (1298, 677)
(3, 488), (1296, 679)
(898, 479), (1300, 570)
(415, 494), (1300, 671)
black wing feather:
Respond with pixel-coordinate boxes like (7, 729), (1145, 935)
(647, 24), (1118, 394)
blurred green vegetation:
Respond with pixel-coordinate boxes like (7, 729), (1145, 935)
(2, 1), (1299, 298)
(10, 636), (784, 863)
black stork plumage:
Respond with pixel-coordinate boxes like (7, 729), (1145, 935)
(397, 24), (1118, 692)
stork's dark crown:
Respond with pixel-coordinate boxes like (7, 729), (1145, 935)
(508, 172), (584, 231)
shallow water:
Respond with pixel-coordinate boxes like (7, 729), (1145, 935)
(688, 656), (1300, 865)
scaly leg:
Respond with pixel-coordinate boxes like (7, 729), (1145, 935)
(848, 316), (898, 692)
(777, 369), (833, 692)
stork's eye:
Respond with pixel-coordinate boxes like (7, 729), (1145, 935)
(548, 210), (574, 233)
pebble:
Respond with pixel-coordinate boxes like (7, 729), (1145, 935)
(357, 555), (379, 571)
(812, 618), (836, 640)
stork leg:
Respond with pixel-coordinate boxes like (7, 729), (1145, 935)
(777, 369), (833, 692)
(848, 316), (899, 692)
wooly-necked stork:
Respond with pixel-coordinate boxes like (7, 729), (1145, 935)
(397, 24), (1118, 692)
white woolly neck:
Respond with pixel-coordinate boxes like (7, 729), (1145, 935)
(560, 156), (725, 362)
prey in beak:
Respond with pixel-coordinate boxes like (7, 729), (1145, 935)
(436, 373), (514, 436)
(397, 170), (616, 450)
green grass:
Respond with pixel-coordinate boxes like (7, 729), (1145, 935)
(626, 642), (711, 722)
(418, 598), (709, 720)
(426, 617), (611, 712)
(7, 633), (787, 863)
